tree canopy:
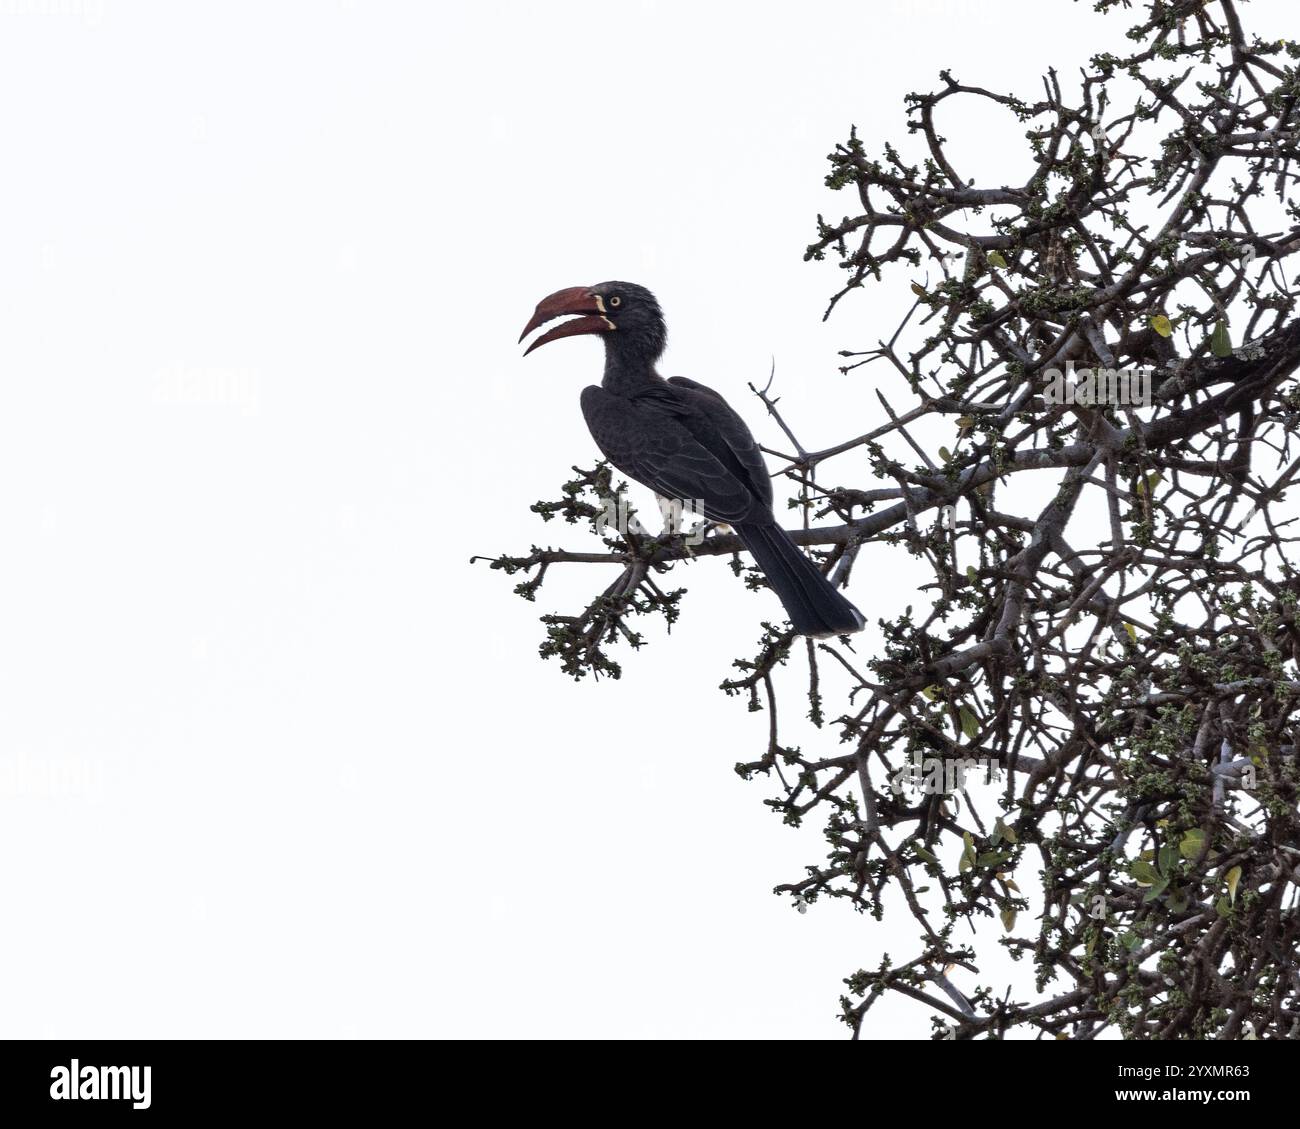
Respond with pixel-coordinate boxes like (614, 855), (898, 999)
(481, 0), (1300, 1039)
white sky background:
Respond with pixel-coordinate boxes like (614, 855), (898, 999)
(0, 0), (1294, 1039)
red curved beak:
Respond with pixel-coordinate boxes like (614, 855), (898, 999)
(519, 286), (615, 355)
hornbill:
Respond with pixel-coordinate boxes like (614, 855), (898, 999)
(519, 281), (865, 638)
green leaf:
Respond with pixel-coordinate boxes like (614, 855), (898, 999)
(1157, 844), (1177, 875)
(1226, 865), (1242, 904)
(965, 566), (978, 583)
(976, 851), (1004, 867)
(1215, 895), (1232, 917)
(987, 250), (1008, 269)
(1000, 907), (1017, 931)
(1136, 471), (1162, 498)
(921, 685), (941, 701)
(1120, 931), (1141, 952)
(958, 706), (980, 740)
(1180, 829), (1206, 860)
(1129, 860), (1161, 887)
(1123, 622), (1138, 642)
(1210, 319), (1232, 358)
(914, 845), (939, 866)
(959, 831), (976, 873)
(938, 446), (953, 463)
(1149, 313), (1173, 338)
(1142, 879), (1169, 903)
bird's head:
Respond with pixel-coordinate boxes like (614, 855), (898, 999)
(519, 281), (666, 367)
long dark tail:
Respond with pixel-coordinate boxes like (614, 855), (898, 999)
(736, 523), (865, 637)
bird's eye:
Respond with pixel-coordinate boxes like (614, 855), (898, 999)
(609, 295), (622, 308)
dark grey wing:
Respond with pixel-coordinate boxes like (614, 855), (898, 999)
(580, 385), (767, 525)
(666, 376), (774, 508)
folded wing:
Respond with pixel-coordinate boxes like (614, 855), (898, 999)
(580, 384), (770, 526)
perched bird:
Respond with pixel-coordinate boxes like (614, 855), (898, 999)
(519, 281), (865, 638)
